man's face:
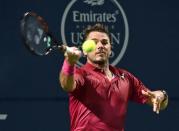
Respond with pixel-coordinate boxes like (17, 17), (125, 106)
(85, 31), (111, 65)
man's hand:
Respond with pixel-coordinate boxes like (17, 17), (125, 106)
(64, 46), (82, 65)
(142, 90), (168, 114)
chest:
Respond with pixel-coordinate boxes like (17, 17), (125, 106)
(85, 74), (131, 104)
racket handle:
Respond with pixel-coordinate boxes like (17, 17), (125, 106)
(57, 45), (67, 52)
(58, 45), (82, 56)
(57, 45), (72, 52)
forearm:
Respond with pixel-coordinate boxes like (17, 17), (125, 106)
(59, 46), (81, 92)
(60, 72), (76, 92)
(59, 59), (76, 92)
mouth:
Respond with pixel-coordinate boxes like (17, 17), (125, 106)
(95, 51), (106, 55)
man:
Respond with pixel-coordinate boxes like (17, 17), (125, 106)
(59, 24), (168, 131)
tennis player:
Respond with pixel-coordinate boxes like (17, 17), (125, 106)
(59, 23), (168, 131)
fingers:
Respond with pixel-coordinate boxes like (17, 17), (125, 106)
(153, 98), (158, 113)
(142, 90), (163, 114)
(157, 100), (161, 114)
(64, 47), (81, 57)
(153, 96), (162, 114)
(64, 47), (82, 65)
(66, 47), (81, 55)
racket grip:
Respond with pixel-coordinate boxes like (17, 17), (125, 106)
(58, 45), (67, 52)
(58, 45), (73, 53)
(58, 45), (82, 56)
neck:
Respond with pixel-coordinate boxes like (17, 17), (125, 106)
(88, 61), (113, 79)
(88, 60), (113, 80)
(88, 60), (109, 70)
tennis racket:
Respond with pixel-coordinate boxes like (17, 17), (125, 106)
(20, 11), (69, 56)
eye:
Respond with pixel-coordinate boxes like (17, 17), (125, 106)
(101, 39), (109, 45)
(91, 39), (98, 45)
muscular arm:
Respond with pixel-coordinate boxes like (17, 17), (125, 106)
(127, 70), (168, 114)
(60, 68), (76, 92)
(59, 47), (81, 92)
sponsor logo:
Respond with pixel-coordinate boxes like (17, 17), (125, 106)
(61, 0), (129, 66)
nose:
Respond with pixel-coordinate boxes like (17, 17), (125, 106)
(96, 41), (104, 49)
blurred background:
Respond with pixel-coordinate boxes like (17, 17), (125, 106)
(0, 0), (178, 130)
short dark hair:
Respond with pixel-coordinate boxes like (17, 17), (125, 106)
(83, 23), (110, 42)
